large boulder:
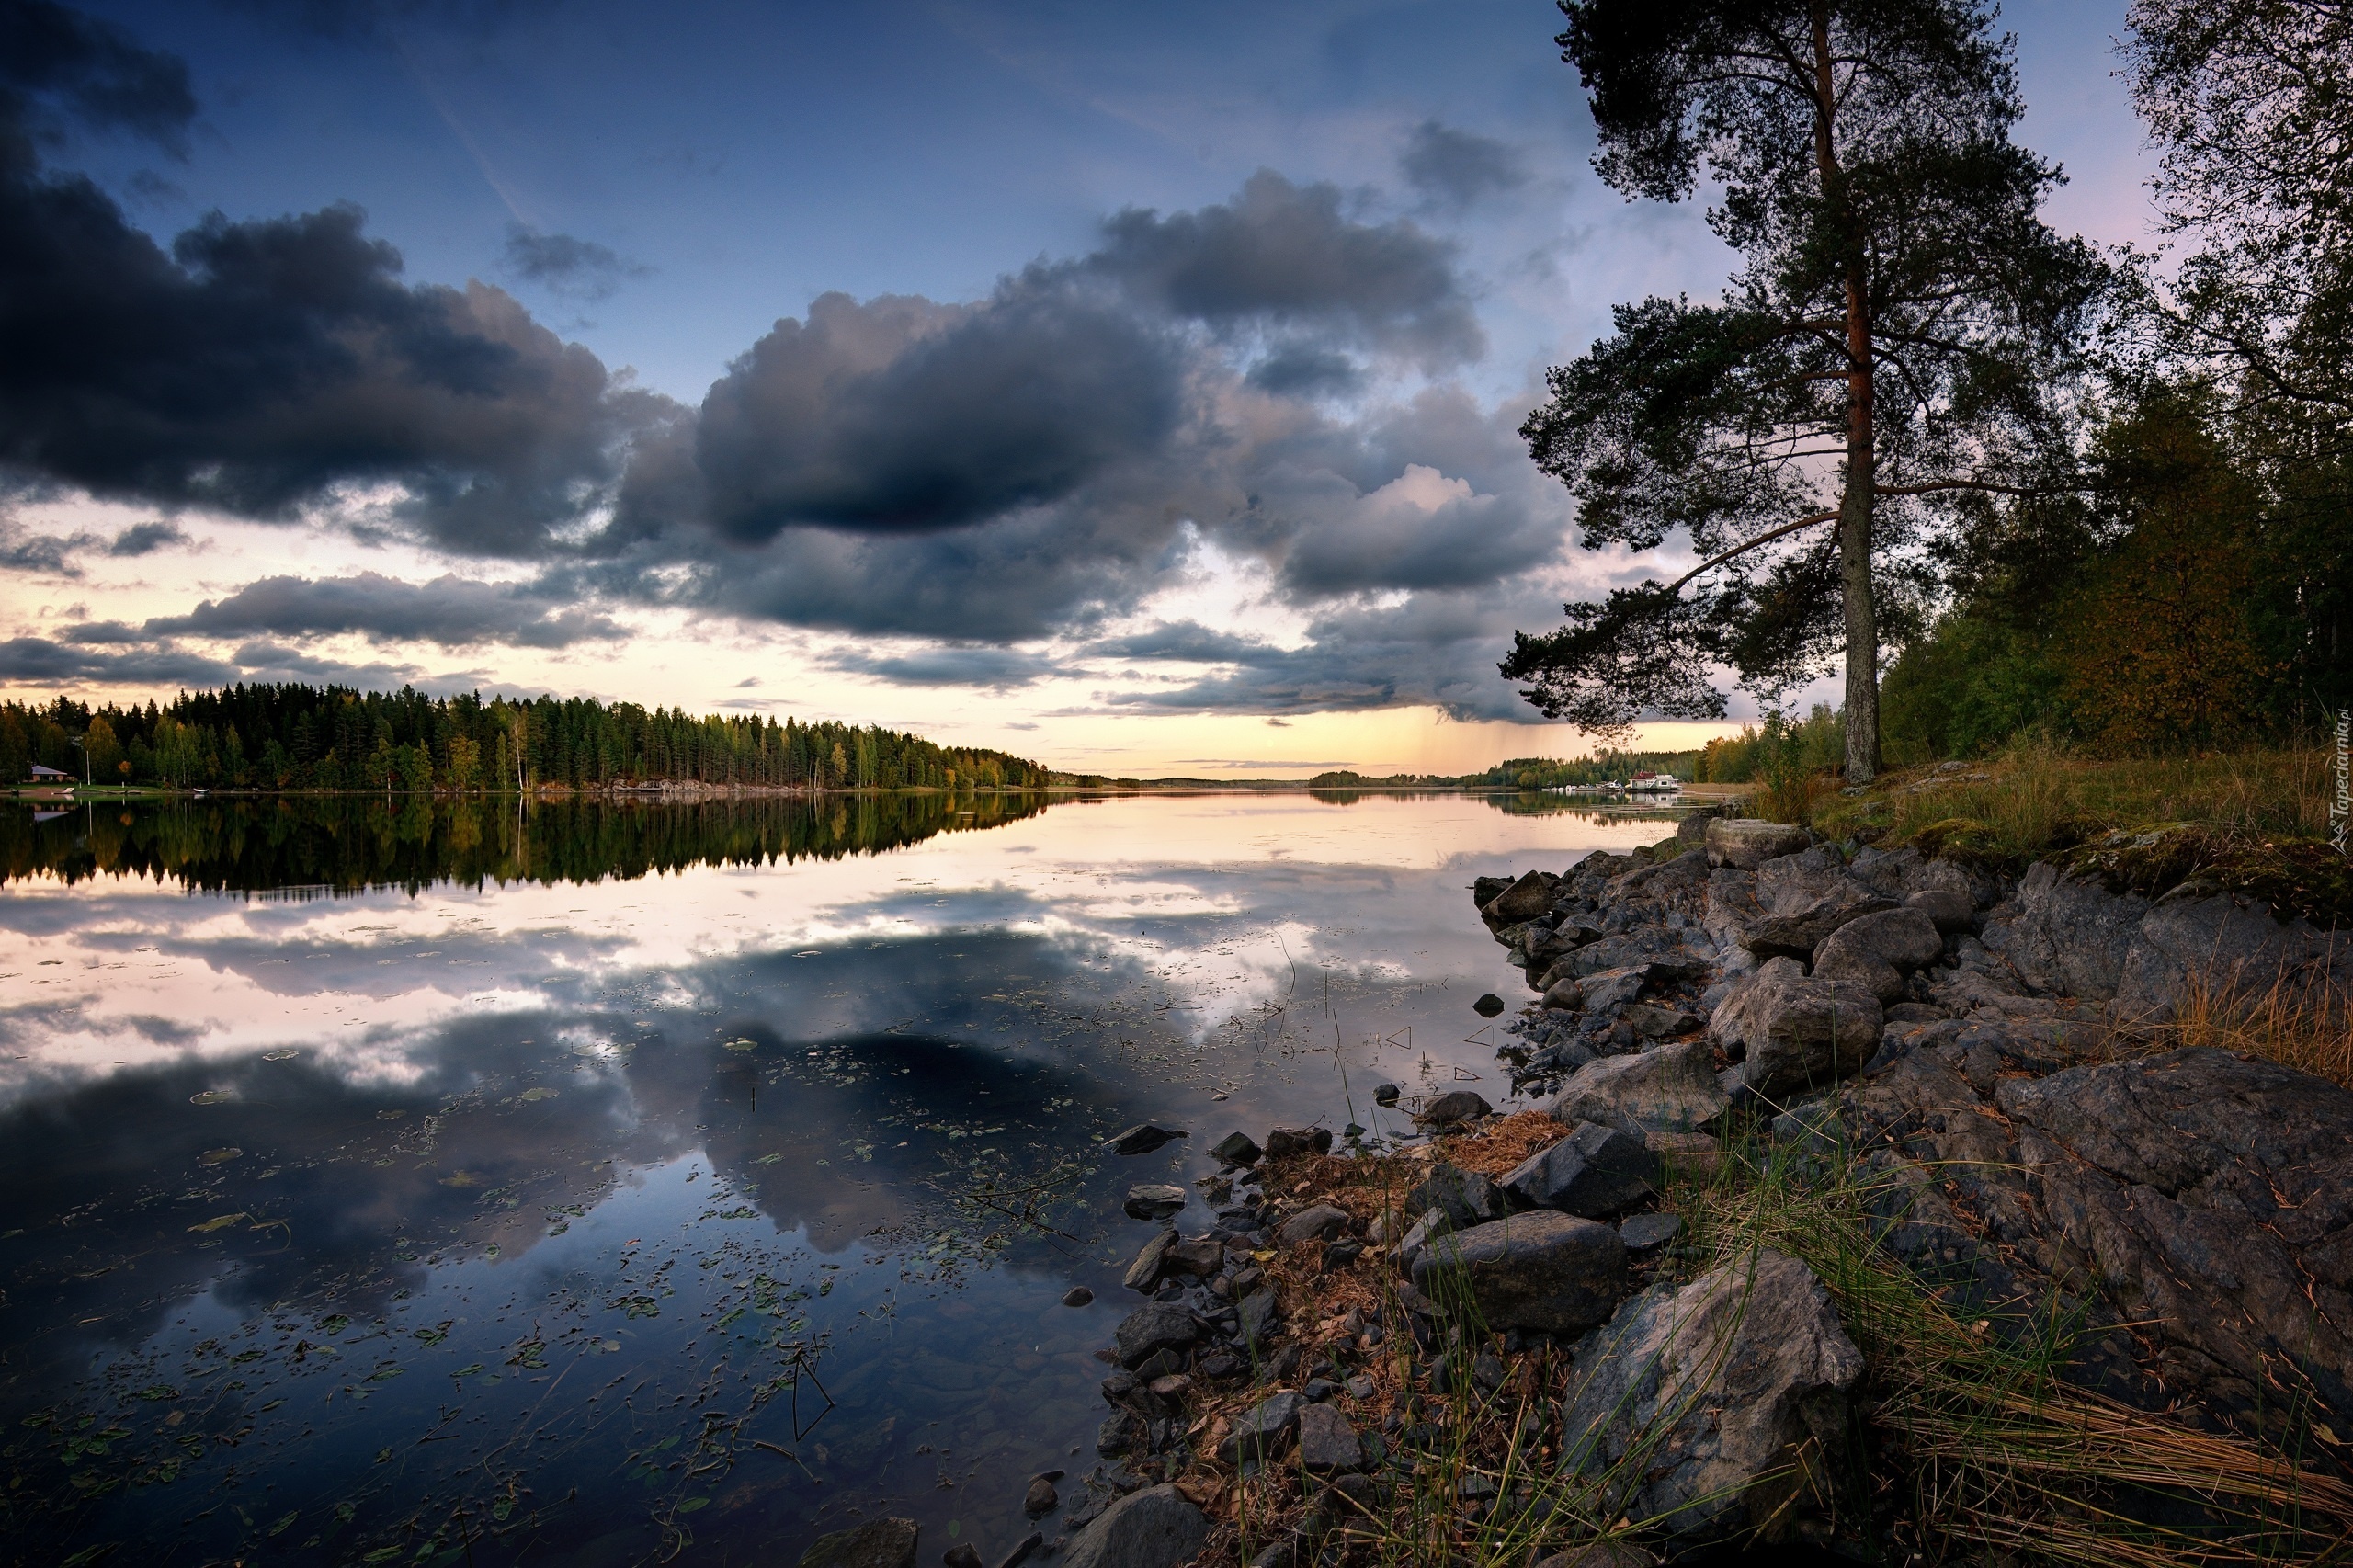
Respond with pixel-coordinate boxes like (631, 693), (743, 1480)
(1548, 1037), (1731, 1136)
(1561, 1250), (1863, 1543)
(1483, 870), (1557, 925)
(1981, 863), (2150, 1001)
(1410, 1210), (1630, 1335)
(1704, 818), (1812, 869)
(2113, 888), (2352, 1024)
(1503, 1121), (1662, 1218)
(797, 1518), (919, 1568)
(1812, 907), (1945, 1004)
(1059, 1484), (1208, 1568)
(1707, 958), (1881, 1100)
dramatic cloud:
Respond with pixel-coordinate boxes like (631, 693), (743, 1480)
(693, 285), (1184, 539)
(504, 224), (650, 301)
(0, 634), (238, 687)
(1091, 170), (1483, 369)
(0, 517), (96, 574)
(142, 571), (628, 648)
(0, 147), (672, 556)
(0, 0), (197, 152)
(1399, 121), (1529, 211)
(822, 644), (1061, 688)
(107, 518), (188, 555)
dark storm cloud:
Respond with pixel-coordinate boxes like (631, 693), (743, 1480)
(0, 635), (239, 687)
(503, 224), (651, 301)
(223, 639), (439, 690)
(823, 644), (1060, 688)
(1399, 121), (1529, 211)
(0, 149), (674, 557)
(1091, 170), (1483, 369)
(107, 518), (188, 555)
(143, 571), (626, 648)
(1085, 621), (1264, 663)
(692, 285), (1184, 539)
(0, 0), (197, 152)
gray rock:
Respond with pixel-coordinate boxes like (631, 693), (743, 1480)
(1024, 1476), (1060, 1514)
(1483, 870), (1556, 925)
(1813, 907), (1945, 1004)
(1122, 1185), (1187, 1221)
(1404, 1163), (1509, 1228)
(1235, 1288), (1280, 1349)
(1097, 1408), (1146, 1456)
(1618, 1002), (1699, 1039)
(1122, 1230), (1176, 1291)
(1739, 892), (1900, 960)
(1619, 1212), (1683, 1253)
(796, 1517), (918, 1568)
(1421, 1089), (1493, 1125)
(1547, 1037), (1731, 1135)
(1371, 1082), (1401, 1107)
(1704, 818), (1812, 869)
(1264, 1126), (1333, 1161)
(1063, 1286), (1094, 1307)
(1562, 1249), (1863, 1542)
(1278, 1204), (1350, 1245)
(1296, 1401), (1363, 1472)
(1219, 1391), (1306, 1463)
(1112, 1304), (1199, 1369)
(1474, 992), (1506, 1017)
(1981, 862), (2149, 1002)
(1393, 1207), (1453, 1274)
(1210, 1131), (1262, 1166)
(994, 1533), (1043, 1568)
(1164, 1236), (1225, 1278)
(1410, 1210), (1631, 1336)
(1677, 805), (1730, 843)
(1058, 1484), (1208, 1568)
(1103, 1124), (1188, 1155)
(2113, 887), (2353, 1025)
(1707, 957), (1882, 1100)
(1503, 1121), (1662, 1217)
(1905, 887), (1977, 933)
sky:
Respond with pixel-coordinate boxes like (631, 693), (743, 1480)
(0, 0), (2161, 778)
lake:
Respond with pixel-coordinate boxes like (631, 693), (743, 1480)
(0, 790), (1679, 1566)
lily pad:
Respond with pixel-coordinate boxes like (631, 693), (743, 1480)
(189, 1090), (233, 1106)
(438, 1172), (483, 1188)
(198, 1147), (244, 1166)
(517, 1087), (559, 1103)
(722, 1039), (757, 1051)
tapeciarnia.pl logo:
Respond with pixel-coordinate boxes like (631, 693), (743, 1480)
(2335, 709), (2350, 856)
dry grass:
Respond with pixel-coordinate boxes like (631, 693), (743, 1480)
(2157, 966), (2353, 1091)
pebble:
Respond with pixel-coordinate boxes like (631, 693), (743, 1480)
(1062, 1286), (1094, 1307)
(1023, 1476), (1059, 1515)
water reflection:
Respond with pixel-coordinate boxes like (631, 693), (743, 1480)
(0, 791), (1681, 1563)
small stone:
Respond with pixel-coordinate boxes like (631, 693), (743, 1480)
(1063, 1286), (1095, 1307)
(1404, 1163), (1508, 1228)
(1296, 1401), (1363, 1472)
(1371, 1083), (1401, 1107)
(1123, 1185), (1187, 1221)
(1619, 1211), (1683, 1253)
(1146, 1373), (1190, 1399)
(1218, 1391), (1306, 1464)
(1471, 1347), (1506, 1392)
(1210, 1131), (1262, 1166)
(1024, 1476), (1060, 1515)
(1163, 1236), (1224, 1278)
(1345, 1374), (1375, 1398)
(1097, 1409), (1146, 1456)
(1103, 1124), (1188, 1156)
(1122, 1230), (1176, 1291)
(796, 1517), (919, 1568)
(1279, 1203), (1350, 1245)
(1421, 1089), (1492, 1126)
(1112, 1303), (1199, 1368)
(1235, 1289), (1280, 1348)
(1473, 993), (1506, 1017)
(943, 1547), (984, 1568)
(1264, 1126), (1333, 1160)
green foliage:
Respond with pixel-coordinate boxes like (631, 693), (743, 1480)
(0, 684), (1049, 794)
(1456, 751), (1702, 789)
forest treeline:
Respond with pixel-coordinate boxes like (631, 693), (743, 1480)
(0, 685), (1051, 793)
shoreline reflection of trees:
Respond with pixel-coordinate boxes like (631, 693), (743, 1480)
(1, 791), (1056, 893)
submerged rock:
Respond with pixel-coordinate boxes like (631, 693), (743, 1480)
(795, 1517), (918, 1568)
(1102, 1123), (1188, 1156)
(1211, 1131), (1263, 1166)
(1264, 1126), (1334, 1160)
(1474, 992), (1506, 1017)
(1420, 1089), (1493, 1125)
(1122, 1185), (1187, 1221)
(1562, 1249), (1863, 1543)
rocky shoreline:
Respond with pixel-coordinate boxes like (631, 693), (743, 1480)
(802, 811), (2353, 1567)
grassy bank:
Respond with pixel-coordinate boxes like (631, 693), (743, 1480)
(1175, 1118), (2353, 1565)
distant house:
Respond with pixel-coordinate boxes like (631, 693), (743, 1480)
(28, 764), (73, 782)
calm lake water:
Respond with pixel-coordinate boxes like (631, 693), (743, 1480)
(0, 790), (1678, 1567)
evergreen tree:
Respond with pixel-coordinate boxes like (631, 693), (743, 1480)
(1506, 0), (2102, 779)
